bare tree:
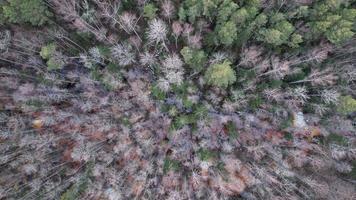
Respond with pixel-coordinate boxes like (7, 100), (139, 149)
(187, 34), (202, 49)
(161, 0), (175, 21)
(139, 51), (157, 68)
(118, 12), (139, 34)
(239, 45), (264, 68)
(292, 42), (332, 65)
(263, 88), (284, 103)
(110, 43), (136, 66)
(285, 86), (309, 109)
(320, 89), (340, 105)
(290, 68), (338, 86)
(146, 19), (168, 50)
(258, 56), (292, 79)
(0, 30), (11, 52)
(47, 0), (108, 42)
(172, 21), (182, 48)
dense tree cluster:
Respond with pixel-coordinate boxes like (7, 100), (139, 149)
(0, 0), (355, 199)
(1, 0), (52, 26)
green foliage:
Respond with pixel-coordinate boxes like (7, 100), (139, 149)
(81, 0), (96, 23)
(68, 32), (96, 54)
(24, 99), (48, 111)
(342, 8), (356, 21)
(182, 97), (194, 109)
(217, 21), (237, 46)
(289, 33), (303, 48)
(163, 158), (181, 174)
(101, 71), (122, 91)
(197, 148), (217, 161)
(2, 0), (52, 26)
(40, 43), (64, 70)
(232, 5), (258, 25)
(230, 89), (246, 102)
(0, 5), (5, 25)
(274, 20), (296, 40)
(90, 67), (101, 81)
(172, 82), (193, 98)
(248, 95), (263, 110)
(232, 7), (249, 24)
(40, 43), (57, 60)
(258, 20), (301, 47)
(121, 0), (137, 10)
(279, 111), (293, 130)
(143, 3), (158, 20)
(308, 3), (355, 44)
(172, 114), (193, 130)
(151, 85), (166, 101)
(326, 133), (348, 146)
(47, 57), (65, 71)
(193, 104), (208, 119)
(171, 104), (207, 130)
(244, 0), (261, 7)
(289, 6), (309, 19)
(201, 0), (220, 17)
(269, 12), (285, 24)
(325, 19), (354, 44)
(254, 13), (268, 26)
(178, 0), (220, 23)
(60, 163), (92, 200)
(205, 60), (236, 88)
(348, 161), (356, 179)
(259, 29), (284, 46)
(97, 45), (111, 58)
(284, 132), (293, 141)
(168, 106), (179, 117)
(217, 0), (239, 23)
(230, 5), (264, 45)
(225, 121), (238, 139)
(337, 95), (356, 115)
(120, 116), (131, 127)
(180, 46), (207, 72)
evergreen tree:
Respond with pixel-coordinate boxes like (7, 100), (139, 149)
(308, 2), (356, 44)
(217, 21), (237, 46)
(180, 46), (207, 72)
(143, 3), (158, 20)
(205, 60), (236, 88)
(2, 0), (52, 26)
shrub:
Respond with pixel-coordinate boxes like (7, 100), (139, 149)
(2, 0), (52, 26)
(143, 3), (158, 20)
(178, 0), (219, 23)
(46, 56), (65, 71)
(163, 158), (181, 174)
(337, 95), (356, 115)
(110, 43), (136, 66)
(40, 43), (57, 60)
(146, 18), (167, 45)
(40, 43), (65, 70)
(198, 148), (217, 161)
(151, 85), (166, 101)
(205, 60), (236, 88)
(180, 46), (207, 72)
(225, 121), (238, 139)
(258, 20), (299, 47)
(217, 21), (237, 46)
(308, 3), (356, 44)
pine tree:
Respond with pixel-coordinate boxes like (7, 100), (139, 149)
(205, 60), (236, 88)
(217, 21), (237, 46)
(2, 0), (52, 26)
(143, 3), (158, 20)
(180, 46), (207, 72)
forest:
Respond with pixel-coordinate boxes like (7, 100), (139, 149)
(0, 0), (355, 199)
